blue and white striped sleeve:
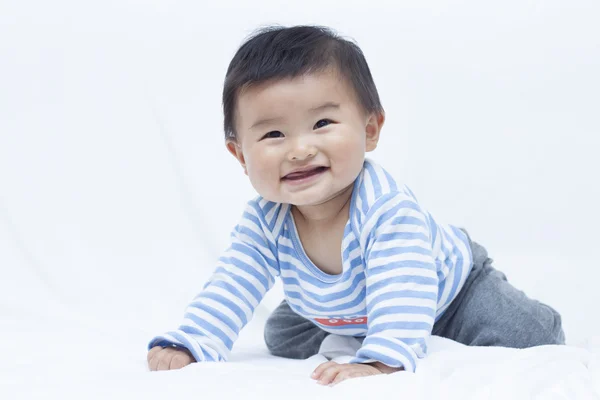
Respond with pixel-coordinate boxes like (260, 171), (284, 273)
(148, 201), (279, 362)
(350, 192), (438, 373)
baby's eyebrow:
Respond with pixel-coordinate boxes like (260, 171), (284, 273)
(249, 102), (340, 130)
(309, 102), (340, 113)
(250, 116), (283, 130)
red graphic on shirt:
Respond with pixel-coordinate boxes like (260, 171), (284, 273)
(314, 317), (368, 326)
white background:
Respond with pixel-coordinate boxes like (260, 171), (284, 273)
(1, 0), (599, 362)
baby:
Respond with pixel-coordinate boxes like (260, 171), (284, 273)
(147, 25), (565, 386)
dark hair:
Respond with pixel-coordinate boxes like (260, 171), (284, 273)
(222, 25), (384, 140)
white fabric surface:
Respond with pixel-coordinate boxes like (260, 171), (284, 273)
(2, 1), (600, 399)
(2, 297), (600, 399)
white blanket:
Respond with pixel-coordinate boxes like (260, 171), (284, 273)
(2, 305), (600, 399)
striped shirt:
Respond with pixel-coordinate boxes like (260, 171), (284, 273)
(149, 158), (473, 372)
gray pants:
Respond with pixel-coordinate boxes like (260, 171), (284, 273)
(264, 229), (565, 359)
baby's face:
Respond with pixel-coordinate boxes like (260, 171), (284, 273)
(228, 69), (382, 207)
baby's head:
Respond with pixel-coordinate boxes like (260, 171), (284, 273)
(224, 26), (385, 207)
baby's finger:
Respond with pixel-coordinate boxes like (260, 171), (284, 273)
(169, 353), (192, 370)
(311, 361), (337, 380)
(147, 346), (163, 363)
(148, 351), (162, 371)
(331, 369), (362, 386)
(156, 352), (172, 371)
(317, 364), (341, 385)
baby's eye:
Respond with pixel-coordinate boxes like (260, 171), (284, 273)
(262, 131), (284, 140)
(313, 119), (333, 129)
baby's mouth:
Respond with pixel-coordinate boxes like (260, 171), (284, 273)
(282, 166), (328, 181)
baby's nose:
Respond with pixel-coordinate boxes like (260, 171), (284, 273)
(288, 141), (318, 161)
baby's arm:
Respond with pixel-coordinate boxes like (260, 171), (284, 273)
(147, 201), (278, 370)
(350, 192), (438, 373)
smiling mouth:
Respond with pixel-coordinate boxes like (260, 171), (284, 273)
(282, 166), (328, 181)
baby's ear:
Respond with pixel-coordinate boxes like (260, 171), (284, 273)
(226, 140), (248, 175)
(365, 112), (385, 152)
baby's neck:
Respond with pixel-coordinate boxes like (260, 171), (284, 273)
(292, 184), (353, 226)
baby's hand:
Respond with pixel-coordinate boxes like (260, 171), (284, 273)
(147, 346), (195, 371)
(311, 361), (382, 386)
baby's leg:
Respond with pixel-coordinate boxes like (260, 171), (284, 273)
(433, 237), (565, 348)
(264, 300), (330, 359)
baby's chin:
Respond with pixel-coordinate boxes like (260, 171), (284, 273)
(257, 192), (329, 207)
(278, 193), (349, 209)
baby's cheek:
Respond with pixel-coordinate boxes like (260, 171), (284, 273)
(329, 130), (365, 153)
(247, 165), (282, 200)
(329, 137), (365, 170)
